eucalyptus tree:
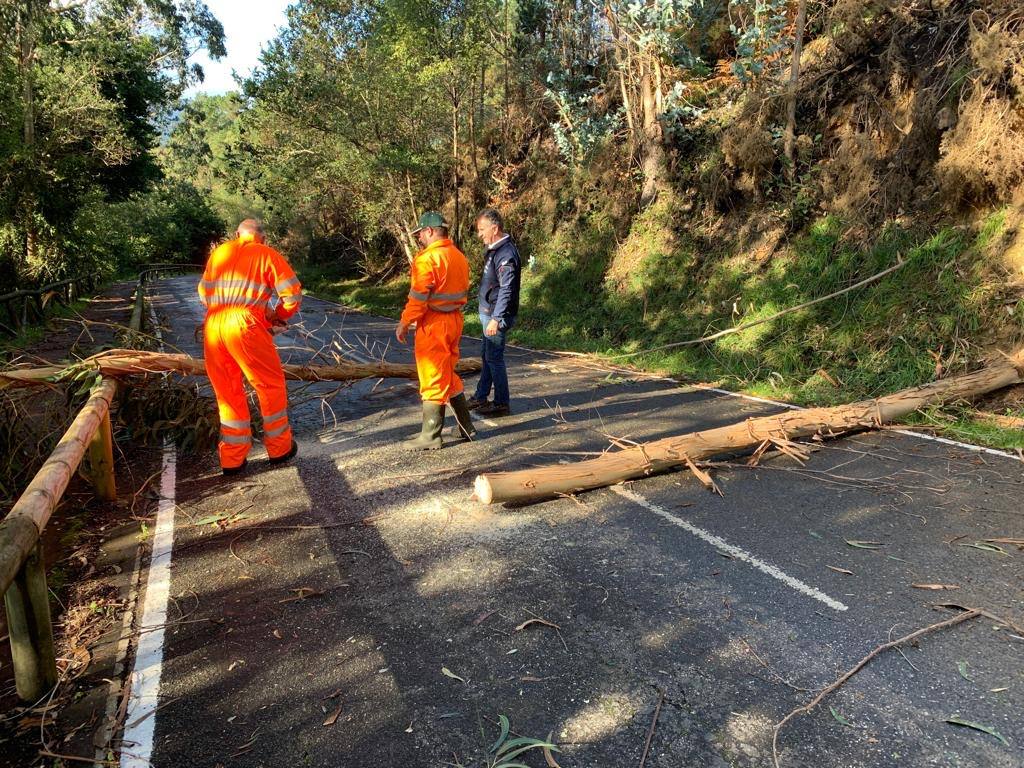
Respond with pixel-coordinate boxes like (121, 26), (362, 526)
(603, 1), (730, 204)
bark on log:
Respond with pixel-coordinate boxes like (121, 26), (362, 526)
(474, 351), (1024, 505)
(0, 349), (481, 387)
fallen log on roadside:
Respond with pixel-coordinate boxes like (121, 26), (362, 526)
(473, 350), (1024, 505)
(0, 348), (481, 387)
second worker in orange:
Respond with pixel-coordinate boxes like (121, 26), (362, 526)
(395, 211), (477, 449)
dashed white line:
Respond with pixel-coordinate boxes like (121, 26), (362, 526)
(610, 485), (849, 612)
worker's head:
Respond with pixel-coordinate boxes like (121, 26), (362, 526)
(236, 218), (266, 243)
(411, 211), (449, 248)
(475, 209), (504, 245)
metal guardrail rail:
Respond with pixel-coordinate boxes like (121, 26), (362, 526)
(0, 262), (201, 701)
(0, 274), (98, 337)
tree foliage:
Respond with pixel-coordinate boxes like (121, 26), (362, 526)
(208, 0), (777, 271)
(0, 0), (227, 283)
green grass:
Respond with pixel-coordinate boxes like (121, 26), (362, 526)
(299, 209), (1024, 450)
(299, 264), (407, 317)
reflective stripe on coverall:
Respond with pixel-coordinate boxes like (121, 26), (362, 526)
(199, 233), (302, 469)
(400, 238), (470, 404)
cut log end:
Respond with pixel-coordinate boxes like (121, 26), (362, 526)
(473, 475), (494, 505)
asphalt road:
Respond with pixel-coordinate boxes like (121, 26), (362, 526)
(133, 275), (1023, 768)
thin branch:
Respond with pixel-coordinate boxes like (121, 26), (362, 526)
(771, 609), (981, 768)
(611, 257), (909, 359)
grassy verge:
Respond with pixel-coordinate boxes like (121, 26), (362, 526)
(298, 210), (1024, 451)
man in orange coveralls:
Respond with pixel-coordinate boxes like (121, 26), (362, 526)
(199, 219), (302, 474)
(395, 211), (476, 450)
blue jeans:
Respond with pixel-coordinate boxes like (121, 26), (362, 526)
(474, 312), (512, 405)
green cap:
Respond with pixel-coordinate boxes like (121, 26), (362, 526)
(411, 211), (448, 234)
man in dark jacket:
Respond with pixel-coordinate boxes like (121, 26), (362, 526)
(467, 209), (521, 417)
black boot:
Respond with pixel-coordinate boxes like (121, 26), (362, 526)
(448, 393), (477, 441)
(268, 440), (298, 465)
(404, 402), (445, 450)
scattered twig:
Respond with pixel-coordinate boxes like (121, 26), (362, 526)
(638, 688), (665, 768)
(740, 638), (814, 693)
(888, 623), (920, 672)
(38, 750), (118, 765)
(771, 609), (981, 768)
(521, 609), (568, 652)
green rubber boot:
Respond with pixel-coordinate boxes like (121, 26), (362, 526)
(404, 402), (445, 450)
(448, 392), (477, 441)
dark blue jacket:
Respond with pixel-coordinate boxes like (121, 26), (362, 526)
(478, 236), (521, 329)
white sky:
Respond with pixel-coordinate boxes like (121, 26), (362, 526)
(184, 0), (292, 96)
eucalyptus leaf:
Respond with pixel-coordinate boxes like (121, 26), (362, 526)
(845, 539), (885, 549)
(829, 706), (852, 726)
(489, 714), (510, 753)
(956, 661), (972, 681)
(945, 717), (1009, 746)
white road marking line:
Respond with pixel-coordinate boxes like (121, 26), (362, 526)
(118, 287), (179, 766)
(120, 440), (176, 767)
(610, 486), (849, 612)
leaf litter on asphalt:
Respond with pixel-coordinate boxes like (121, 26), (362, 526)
(845, 540), (885, 549)
(441, 666), (466, 683)
(956, 541), (1009, 555)
(956, 661), (972, 681)
(945, 717), (1009, 746)
(829, 706), (852, 727)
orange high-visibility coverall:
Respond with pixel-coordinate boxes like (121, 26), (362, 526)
(400, 238), (470, 404)
(199, 233), (302, 469)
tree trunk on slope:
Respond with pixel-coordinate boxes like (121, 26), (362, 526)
(639, 56), (666, 207)
(783, 0), (808, 180)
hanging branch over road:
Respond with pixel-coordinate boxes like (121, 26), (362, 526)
(0, 349), (481, 388)
(473, 349), (1024, 505)
(610, 257), (910, 359)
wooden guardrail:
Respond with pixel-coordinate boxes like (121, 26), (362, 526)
(0, 379), (118, 700)
(0, 274), (98, 337)
(0, 263), (200, 701)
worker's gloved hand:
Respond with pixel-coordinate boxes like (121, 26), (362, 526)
(269, 319), (288, 336)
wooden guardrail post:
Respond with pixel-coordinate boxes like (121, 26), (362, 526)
(3, 536), (58, 702)
(85, 410), (116, 501)
(129, 280), (145, 334)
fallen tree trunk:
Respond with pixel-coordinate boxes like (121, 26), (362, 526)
(0, 348), (481, 387)
(474, 350), (1024, 505)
